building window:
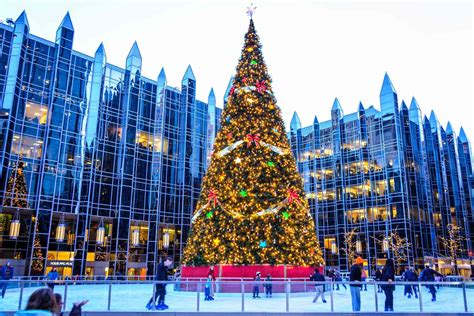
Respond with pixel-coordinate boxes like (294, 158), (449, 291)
(11, 135), (43, 159)
(25, 102), (48, 125)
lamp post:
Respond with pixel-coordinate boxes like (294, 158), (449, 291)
(163, 229), (170, 250)
(55, 215), (66, 242)
(9, 211), (20, 239)
(131, 225), (140, 247)
(96, 218), (105, 245)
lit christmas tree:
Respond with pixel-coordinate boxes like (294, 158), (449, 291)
(3, 156), (29, 208)
(31, 222), (44, 274)
(183, 16), (323, 266)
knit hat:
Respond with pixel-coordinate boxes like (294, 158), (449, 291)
(355, 257), (364, 265)
(256, 271), (261, 275)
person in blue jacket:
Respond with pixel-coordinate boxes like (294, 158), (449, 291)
(45, 267), (59, 291)
(1, 261), (14, 298)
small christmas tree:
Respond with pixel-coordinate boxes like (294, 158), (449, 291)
(183, 16), (323, 266)
(3, 156), (29, 208)
(31, 222), (44, 274)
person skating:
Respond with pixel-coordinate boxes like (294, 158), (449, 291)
(204, 273), (213, 301)
(45, 267), (59, 291)
(361, 267), (368, 291)
(208, 265), (216, 299)
(375, 268), (383, 293)
(402, 266), (413, 298)
(349, 257), (364, 311)
(252, 272), (261, 298)
(263, 274), (272, 298)
(146, 256), (173, 310)
(334, 269), (346, 290)
(1, 261), (14, 298)
(381, 259), (395, 312)
(311, 268), (327, 303)
(419, 265), (444, 302)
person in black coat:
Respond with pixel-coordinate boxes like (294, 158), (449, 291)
(375, 268), (383, 293)
(419, 265), (444, 301)
(146, 257), (173, 310)
(349, 257), (364, 311)
(381, 259), (395, 312)
(403, 266), (419, 298)
(1, 261), (14, 298)
(311, 268), (327, 303)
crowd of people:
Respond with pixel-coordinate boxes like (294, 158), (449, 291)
(0, 257), (459, 313)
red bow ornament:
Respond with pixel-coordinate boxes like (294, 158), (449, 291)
(208, 189), (219, 207)
(228, 86), (235, 96)
(246, 133), (261, 147)
(256, 81), (267, 93)
(287, 189), (301, 205)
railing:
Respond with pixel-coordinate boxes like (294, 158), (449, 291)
(1, 279), (472, 313)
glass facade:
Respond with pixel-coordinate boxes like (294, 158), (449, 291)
(0, 12), (472, 277)
(289, 73), (473, 276)
(0, 12), (219, 278)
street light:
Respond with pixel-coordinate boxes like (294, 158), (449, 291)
(55, 215), (66, 242)
(383, 237), (389, 253)
(356, 240), (362, 253)
(96, 219), (105, 245)
(331, 241), (337, 254)
(9, 211), (20, 239)
(163, 230), (170, 250)
(131, 226), (140, 247)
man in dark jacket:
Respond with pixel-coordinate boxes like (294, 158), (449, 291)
(1, 261), (14, 298)
(420, 265), (444, 301)
(311, 268), (326, 303)
(146, 257), (173, 310)
(375, 268), (383, 293)
(349, 257), (363, 311)
(402, 266), (418, 298)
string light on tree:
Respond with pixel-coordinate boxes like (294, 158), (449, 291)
(182, 9), (323, 266)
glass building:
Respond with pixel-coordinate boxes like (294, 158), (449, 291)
(289, 73), (473, 276)
(0, 11), (220, 278)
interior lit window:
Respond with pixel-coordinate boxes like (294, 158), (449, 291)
(25, 102), (49, 125)
(11, 134), (43, 159)
(136, 131), (168, 153)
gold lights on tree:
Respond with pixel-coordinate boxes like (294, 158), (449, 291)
(182, 18), (323, 266)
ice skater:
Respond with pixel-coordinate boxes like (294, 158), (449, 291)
(252, 272), (261, 298)
(350, 257), (364, 311)
(311, 268), (327, 303)
(45, 267), (59, 291)
(263, 274), (272, 298)
(204, 272), (214, 301)
(146, 256), (173, 310)
(1, 261), (14, 298)
(381, 259), (395, 312)
(420, 265), (444, 302)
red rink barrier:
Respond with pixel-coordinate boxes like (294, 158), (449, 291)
(180, 265), (323, 293)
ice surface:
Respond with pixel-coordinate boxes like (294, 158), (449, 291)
(1, 282), (473, 313)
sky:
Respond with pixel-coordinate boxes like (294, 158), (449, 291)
(2, 0), (473, 141)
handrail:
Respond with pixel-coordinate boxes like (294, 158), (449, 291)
(1, 279), (471, 313)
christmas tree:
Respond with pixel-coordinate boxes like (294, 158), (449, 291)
(3, 156), (29, 208)
(31, 222), (44, 274)
(183, 16), (323, 266)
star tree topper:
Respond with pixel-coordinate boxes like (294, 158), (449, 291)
(247, 3), (257, 18)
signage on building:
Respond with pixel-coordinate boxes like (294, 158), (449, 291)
(49, 261), (73, 267)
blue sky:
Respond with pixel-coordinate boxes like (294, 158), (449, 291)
(2, 0), (472, 141)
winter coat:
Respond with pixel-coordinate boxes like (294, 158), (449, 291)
(208, 268), (216, 281)
(156, 263), (169, 282)
(349, 264), (362, 288)
(375, 269), (382, 281)
(1, 265), (14, 280)
(381, 265), (395, 290)
(419, 268), (442, 282)
(14, 310), (52, 315)
(311, 272), (325, 282)
(254, 275), (261, 287)
(263, 277), (272, 288)
(404, 270), (418, 282)
(46, 270), (58, 281)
